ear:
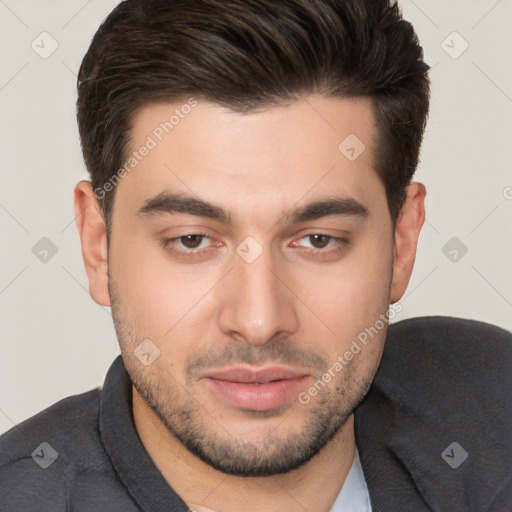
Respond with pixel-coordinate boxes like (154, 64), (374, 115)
(73, 180), (111, 307)
(390, 182), (426, 303)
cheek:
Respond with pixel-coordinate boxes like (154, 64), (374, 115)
(300, 230), (393, 355)
(110, 236), (221, 362)
(109, 233), (178, 336)
(312, 232), (392, 307)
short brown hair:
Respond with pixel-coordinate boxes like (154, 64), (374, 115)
(77, 0), (430, 234)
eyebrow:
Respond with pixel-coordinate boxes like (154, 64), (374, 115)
(137, 191), (369, 226)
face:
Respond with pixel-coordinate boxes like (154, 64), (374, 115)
(91, 95), (408, 476)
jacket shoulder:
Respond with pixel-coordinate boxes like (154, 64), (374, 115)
(0, 388), (106, 510)
(383, 315), (512, 383)
(0, 384), (142, 511)
(372, 315), (512, 430)
(356, 316), (512, 510)
(0, 387), (102, 468)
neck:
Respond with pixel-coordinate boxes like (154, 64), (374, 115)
(132, 386), (356, 512)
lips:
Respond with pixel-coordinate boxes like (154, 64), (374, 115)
(202, 366), (311, 411)
(204, 367), (308, 383)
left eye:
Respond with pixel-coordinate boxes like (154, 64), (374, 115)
(297, 234), (342, 250)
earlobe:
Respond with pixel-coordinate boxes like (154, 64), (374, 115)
(390, 182), (426, 303)
(74, 180), (111, 307)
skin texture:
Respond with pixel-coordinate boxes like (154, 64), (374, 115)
(74, 94), (426, 512)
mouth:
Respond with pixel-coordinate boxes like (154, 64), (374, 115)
(201, 366), (311, 411)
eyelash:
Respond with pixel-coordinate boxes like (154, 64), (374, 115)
(161, 232), (350, 259)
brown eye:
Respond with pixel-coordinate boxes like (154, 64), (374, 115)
(308, 234), (331, 249)
(179, 235), (205, 249)
(162, 233), (213, 255)
(293, 233), (350, 259)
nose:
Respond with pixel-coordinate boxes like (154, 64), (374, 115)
(217, 242), (299, 346)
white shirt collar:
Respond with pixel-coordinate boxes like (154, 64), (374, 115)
(329, 446), (372, 512)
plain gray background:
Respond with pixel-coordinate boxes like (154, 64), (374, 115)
(1, 0), (511, 435)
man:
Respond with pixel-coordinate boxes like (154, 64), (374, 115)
(1, 0), (511, 510)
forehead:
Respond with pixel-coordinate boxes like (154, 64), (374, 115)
(112, 94), (385, 222)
